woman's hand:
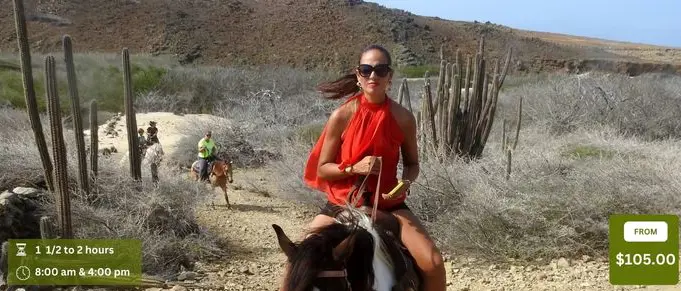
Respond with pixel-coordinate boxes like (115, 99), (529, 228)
(382, 179), (411, 200)
(350, 156), (382, 175)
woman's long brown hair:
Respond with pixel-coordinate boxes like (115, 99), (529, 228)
(316, 45), (393, 100)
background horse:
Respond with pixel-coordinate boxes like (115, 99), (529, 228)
(190, 159), (234, 208)
(272, 205), (421, 291)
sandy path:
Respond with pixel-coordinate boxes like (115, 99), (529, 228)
(94, 112), (681, 291)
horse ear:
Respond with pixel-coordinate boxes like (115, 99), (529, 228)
(332, 232), (357, 262)
(272, 224), (297, 258)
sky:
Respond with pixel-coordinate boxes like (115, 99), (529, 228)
(369, 0), (681, 48)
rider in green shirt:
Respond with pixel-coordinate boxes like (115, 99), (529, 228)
(197, 130), (218, 181)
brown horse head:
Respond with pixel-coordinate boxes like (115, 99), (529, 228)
(210, 160), (233, 183)
(273, 206), (398, 291)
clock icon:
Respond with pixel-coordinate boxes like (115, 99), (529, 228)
(15, 266), (30, 281)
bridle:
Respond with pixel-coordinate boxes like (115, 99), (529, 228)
(317, 269), (351, 290)
(318, 270), (347, 278)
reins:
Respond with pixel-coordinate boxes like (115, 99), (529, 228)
(314, 157), (383, 284)
(349, 156), (382, 223)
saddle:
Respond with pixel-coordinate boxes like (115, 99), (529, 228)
(192, 159), (216, 174)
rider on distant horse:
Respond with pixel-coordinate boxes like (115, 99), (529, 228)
(197, 130), (218, 181)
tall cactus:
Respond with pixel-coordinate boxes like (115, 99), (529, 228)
(45, 55), (73, 239)
(122, 48), (141, 180)
(418, 36), (513, 160)
(501, 96), (523, 152)
(396, 78), (413, 112)
(12, 0), (54, 191)
(63, 35), (89, 195)
(40, 216), (57, 239)
(89, 100), (98, 182)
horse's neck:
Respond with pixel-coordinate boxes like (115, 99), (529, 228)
(352, 212), (395, 291)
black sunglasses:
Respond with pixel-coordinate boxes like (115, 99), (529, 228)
(356, 64), (392, 78)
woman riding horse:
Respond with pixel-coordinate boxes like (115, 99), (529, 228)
(281, 45), (446, 291)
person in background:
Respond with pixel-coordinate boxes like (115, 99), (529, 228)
(197, 130), (218, 181)
(137, 128), (147, 157)
(147, 121), (159, 144)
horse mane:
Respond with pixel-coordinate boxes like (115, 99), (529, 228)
(285, 208), (376, 291)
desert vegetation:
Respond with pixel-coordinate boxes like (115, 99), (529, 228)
(3, 4), (681, 288)
(268, 67), (681, 260)
(4, 49), (681, 267)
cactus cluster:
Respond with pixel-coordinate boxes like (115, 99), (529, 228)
(416, 37), (512, 160)
(12, 0), (54, 191)
(45, 55), (73, 239)
(123, 48), (142, 180)
(11, 0), (114, 238)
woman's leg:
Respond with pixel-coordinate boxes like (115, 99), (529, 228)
(304, 214), (336, 238)
(392, 208), (446, 291)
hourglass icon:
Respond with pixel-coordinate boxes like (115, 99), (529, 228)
(15, 243), (26, 257)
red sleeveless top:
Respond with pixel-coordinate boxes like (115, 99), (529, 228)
(303, 92), (406, 210)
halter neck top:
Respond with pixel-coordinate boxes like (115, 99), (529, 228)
(304, 92), (406, 210)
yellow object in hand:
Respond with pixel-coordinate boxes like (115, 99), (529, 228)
(385, 180), (406, 199)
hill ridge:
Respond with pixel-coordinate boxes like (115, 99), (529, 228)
(1, 0), (679, 75)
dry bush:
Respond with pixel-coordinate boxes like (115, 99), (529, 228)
(36, 161), (222, 278)
(268, 129), (328, 205)
(408, 125), (681, 260)
(168, 78), (337, 169)
(503, 72), (681, 140)
(268, 72), (681, 261)
(0, 109), (52, 190)
(154, 65), (334, 114)
(170, 117), (278, 169)
(0, 108), (222, 279)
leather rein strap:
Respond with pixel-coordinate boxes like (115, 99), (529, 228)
(349, 156), (382, 224)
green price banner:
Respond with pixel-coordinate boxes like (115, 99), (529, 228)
(7, 239), (142, 286)
(609, 214), (679, 285)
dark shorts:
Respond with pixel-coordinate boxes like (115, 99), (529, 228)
(319, 199), (410, 218)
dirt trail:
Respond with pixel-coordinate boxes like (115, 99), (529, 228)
(188, 167), (314, 290)
(96, 112), (681, 291)
(179, 169), (681, 291)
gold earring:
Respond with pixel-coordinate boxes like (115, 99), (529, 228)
(357, 81), (362, 90)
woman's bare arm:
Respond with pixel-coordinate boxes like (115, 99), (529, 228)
(400, 110), (420, 183)
(316, 106), (353, 181)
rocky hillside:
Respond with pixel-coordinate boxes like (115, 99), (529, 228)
(1, 0), (680, 75)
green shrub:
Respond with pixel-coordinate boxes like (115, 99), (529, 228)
(1, 62), (166, 113)
(562, 144), (616, 159)
(396, 65), (440, 78)
(86, 64), (167, 112)
(0, 70), (70, 113)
